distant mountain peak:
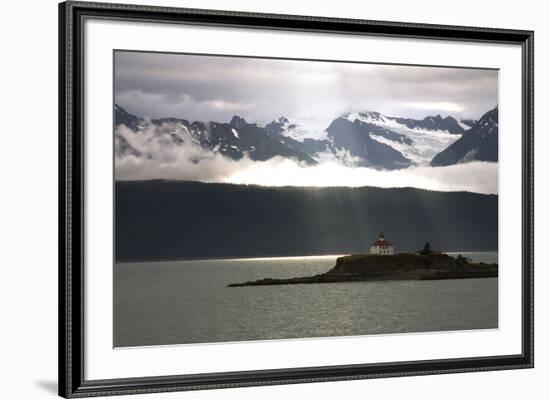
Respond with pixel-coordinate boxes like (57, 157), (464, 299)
(431, 106), (498, 166)
(113, 103), (494, 171)
(229, 115), (247, 129)
(277, 116), (289, 124)
(342, 111), (464, 135)
(114, 103), (134, 117)
(360, 111), (382, 117)
(114, 103), (141, 130)
(345, 110), (382, 119)
(265, 116), (328, 142)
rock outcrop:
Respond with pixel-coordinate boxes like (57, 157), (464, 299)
(228, 253), (497, 287)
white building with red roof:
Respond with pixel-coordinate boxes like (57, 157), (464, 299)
(370, 232), (394, 255)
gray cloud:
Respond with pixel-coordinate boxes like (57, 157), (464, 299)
(116, 145), (498, 195)
(114, 51), (498, 124)
(114, 123), (497, 194)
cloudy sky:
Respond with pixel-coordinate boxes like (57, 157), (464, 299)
(114, 50), (498, 124)
(114, 51), (498, 194)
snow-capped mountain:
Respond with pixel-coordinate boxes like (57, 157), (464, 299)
(336, 111), (464, 166)
(342, 111), (465, 134)
(431, 107), (498, 166)
(114, 105), (317, 165)
(265, 116), (329, 142)
(325, 116), (412, 169)
(114, 104), (497, 171)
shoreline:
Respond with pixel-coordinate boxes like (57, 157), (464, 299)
(228, 274), (497, 287)
(115, 250), (497, 264)
(228, 253), (498, 287)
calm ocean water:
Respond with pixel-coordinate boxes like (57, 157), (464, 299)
(114, 252), (498, 347)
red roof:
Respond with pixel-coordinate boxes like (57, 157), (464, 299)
(371, 239), (393, 247)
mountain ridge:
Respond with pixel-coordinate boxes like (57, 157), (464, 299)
(431, 106), (498, 166)
(114, 104), (497, 170)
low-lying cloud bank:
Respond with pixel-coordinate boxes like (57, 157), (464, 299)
(222, 158), (498, 194)
(115, 151), (498, 195)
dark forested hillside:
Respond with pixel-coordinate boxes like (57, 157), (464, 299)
(115, 181), (498, 261)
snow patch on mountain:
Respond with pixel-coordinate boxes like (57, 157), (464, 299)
(342, 111), (462, 165)
(344, 111), (461, 135)
(332, 147), (364, 167)
(268, 116), (329, 142)
(370, 125), (460, 165)
(460, 148), (479, 163)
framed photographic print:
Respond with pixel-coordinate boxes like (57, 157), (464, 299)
(59, 1), (534, 397)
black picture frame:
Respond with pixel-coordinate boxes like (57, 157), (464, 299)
(59, 1), (534, 397)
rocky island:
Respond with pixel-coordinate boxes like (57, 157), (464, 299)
(228, 253), (498, 287)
